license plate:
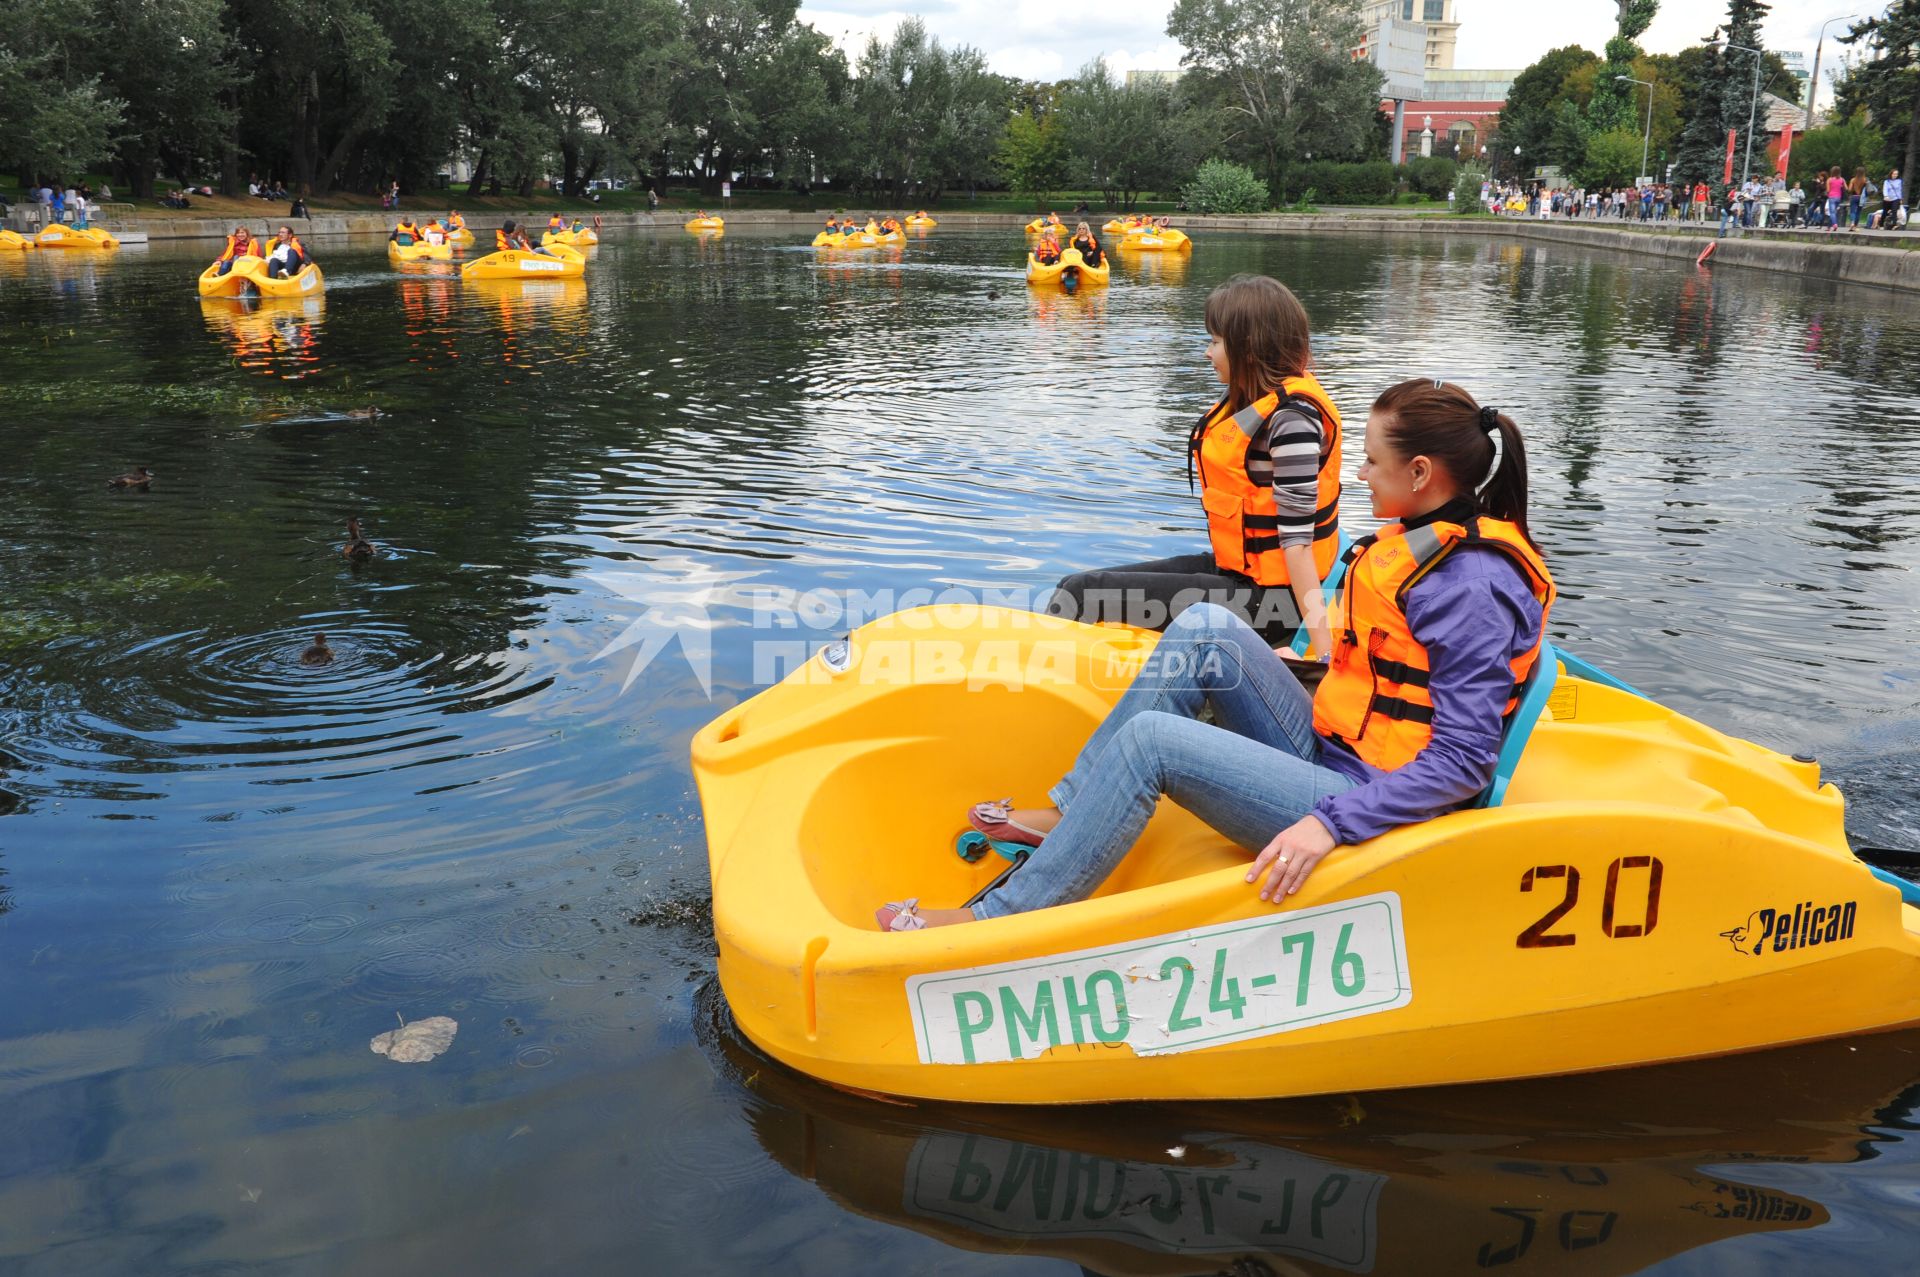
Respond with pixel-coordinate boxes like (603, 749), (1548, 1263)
(907, 892), (1412, 1065)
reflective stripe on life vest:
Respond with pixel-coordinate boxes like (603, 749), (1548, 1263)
(1311, 516), (1555, 771)
(1189, 372), (1344, 586)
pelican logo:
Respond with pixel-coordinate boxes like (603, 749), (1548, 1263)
(1720, 900), (1856, 956)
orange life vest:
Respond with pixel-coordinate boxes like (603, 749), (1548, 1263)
(395, 221), (421, 241)
(271, 234), (306, 261)
(1312, 515), (1555, 771)
(449, 214), (466, 230)
(548, 216), (565, 230)
(1190, 373), (1343, 586)
(496, 227), (514, 250)
(219, 234), (261, 263)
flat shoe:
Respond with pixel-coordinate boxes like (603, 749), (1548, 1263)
(968, 797), (1048, 847)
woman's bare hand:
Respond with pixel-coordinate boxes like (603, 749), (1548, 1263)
(1246, 815), (1339, 903)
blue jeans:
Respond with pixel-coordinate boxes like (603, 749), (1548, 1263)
(972, 604), (1357, 920)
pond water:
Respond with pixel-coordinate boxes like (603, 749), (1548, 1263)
(2, 225), (1918, 1275)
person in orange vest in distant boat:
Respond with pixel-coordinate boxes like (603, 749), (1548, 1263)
(215, 226), (262, 274)
(264, 224), (311, 278)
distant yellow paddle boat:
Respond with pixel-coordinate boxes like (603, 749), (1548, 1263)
(685, 216), (725, 232)
(1120, 226), (1191, 252)
(0, 228), (37, 250)
(460, 249), (584, 281)
(694, 605), (1920, 1104)
(36, 224), (119, 249)
(905, 215), (937, 228)
(389, 238), (453, 261)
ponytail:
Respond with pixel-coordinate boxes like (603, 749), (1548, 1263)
(1373, 379), (1534, 546)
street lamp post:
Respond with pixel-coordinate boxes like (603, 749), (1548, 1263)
(1806, 13), (1862, 131)
(1617, 75), (1655, 184)
(1706, 39), (1765, 188)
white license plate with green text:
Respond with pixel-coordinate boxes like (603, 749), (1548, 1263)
(907, 892), (1412, 1065)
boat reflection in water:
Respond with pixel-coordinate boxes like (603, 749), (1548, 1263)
(199, 294), (325, 378)
(1115, 248), (1189, 289)
(728, 1013), (1919, 1275)
(461, 277), (590, 372)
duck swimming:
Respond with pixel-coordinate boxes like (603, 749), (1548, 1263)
(342, 517), (378, 561)
(107, 467), (153, 490)
(299, 633), (334, 666)
(345, 406), (383, 420)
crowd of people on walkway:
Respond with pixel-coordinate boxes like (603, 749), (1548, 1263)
(18, 180), (113, 228)
(1481, 170), (1907, 234)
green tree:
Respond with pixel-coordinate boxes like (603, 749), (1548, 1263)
(1056, 60), (1184, 208)
(0, 0), (125, 184)
(1580, 128), (1644, 185)
(1499, 45), (1600, 165)
(1165, 0), (1380, 189)
(1590, 1), (1657, 133)
(91, 0), (237, 197)
(848, 20), (1005, 200)
(995, 108), (1069, 205)
(1836, 2), (1920, 190)
(1716, 0), (1771, 185)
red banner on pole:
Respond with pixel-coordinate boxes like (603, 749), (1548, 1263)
(1777, 126), (1794, 178)
(1724, 130), (1737, 184)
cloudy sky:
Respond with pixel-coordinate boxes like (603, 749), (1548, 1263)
(798, 0), (1882, 103)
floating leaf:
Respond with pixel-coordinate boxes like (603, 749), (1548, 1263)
(370, 1014), (458, 1063)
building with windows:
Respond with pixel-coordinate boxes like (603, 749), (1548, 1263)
(1356, 0), (1459, 71)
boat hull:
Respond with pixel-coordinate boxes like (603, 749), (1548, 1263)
(460, 249), (584, 281)
(694, 607), (1920, 1104)
(196, 258), (324, 298)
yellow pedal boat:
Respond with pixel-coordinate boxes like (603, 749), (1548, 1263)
(693, 605), (1920, 1104)
(1027, 246), (1109, 286)
(905, 216), (937, 228)
(1102, 218), (1139, 234)
(389, 238), (453, 261)
(542, 228), (597, 248)
(36, 224), (119, 249)
(0, 229), (37, 250)
(1120, 226), (1191, 252)
(446, 227), (475, 247)
(1024, 218), (1068, 235)
(817, 231), (880, 249)
(685, 217), (725, 232)
(460, 248), (584, 281)
(196, 256), (324, 298)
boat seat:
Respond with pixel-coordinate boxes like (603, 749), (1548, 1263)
(1480, 644), (1645, 808)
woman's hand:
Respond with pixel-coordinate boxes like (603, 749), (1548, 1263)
(1246, 815), (1339, 903)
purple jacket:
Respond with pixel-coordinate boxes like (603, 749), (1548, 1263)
(1311, 543), (1545, 845)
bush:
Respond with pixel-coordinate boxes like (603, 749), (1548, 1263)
(1452, 166), (1488, 214)
(1289, 160), (1396, 204)
(1182, 159), (1270, 214)
(1402, 157), (1458, 201)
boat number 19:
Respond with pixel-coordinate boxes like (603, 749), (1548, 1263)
(1515, 856), (1663, 949)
